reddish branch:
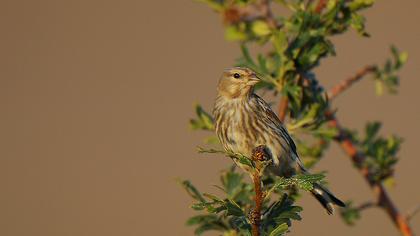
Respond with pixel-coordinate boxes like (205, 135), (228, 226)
(251, 172), (263, 236)
(327, 65), (377, 100)
(326, 112), (414, 236)
(356, 201), (376, 211)
(315, 0), (328, 13)
(250, 146), (267, 236)
(278, 97), (289, 122)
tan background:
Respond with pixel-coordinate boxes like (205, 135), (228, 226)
(0, 0), (419, 235)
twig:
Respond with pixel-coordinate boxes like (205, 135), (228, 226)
(357, 201), (376, 211)
(327, 65), (377, 100)
(326, 112), (414, 236)
(278, 96), (289, 122)
(406, 204), (420, 222)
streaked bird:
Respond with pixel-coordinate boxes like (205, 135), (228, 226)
(213, 67), (345, 214)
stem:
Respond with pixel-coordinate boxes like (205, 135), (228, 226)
(251, 172), (263, 236)
(357, 201), (376, 211)
(278, 96), (289, 122)
(327, 113), (414, 236)
(250, 146), (267, 236)
(327, 65), (377, 100)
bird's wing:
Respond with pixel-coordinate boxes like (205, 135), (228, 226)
(252, 94), (299, 157)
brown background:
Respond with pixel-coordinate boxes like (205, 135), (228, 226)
(0, 0), (419, 235)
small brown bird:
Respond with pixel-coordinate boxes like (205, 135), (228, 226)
(213, 67), (345, 214)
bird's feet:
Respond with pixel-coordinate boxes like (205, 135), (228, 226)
(251, 145), (270, 162)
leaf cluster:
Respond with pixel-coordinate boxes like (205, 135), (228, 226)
(374, 46), (408, 95)
(357, 122), (402, 182)
(339, 201), (362, 225)
(180, 159), (324, 235)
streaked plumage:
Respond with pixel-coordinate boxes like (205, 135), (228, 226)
(213, 67), (345, 214)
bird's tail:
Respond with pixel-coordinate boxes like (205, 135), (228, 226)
(310, 183), (346, 215)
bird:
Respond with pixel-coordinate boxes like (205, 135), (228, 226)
(213, 67), (345, 214)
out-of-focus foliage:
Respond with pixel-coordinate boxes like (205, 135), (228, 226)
(184, 0), (407, 235)
(345, 121), (402, 182)
(190, 104), (214, 131)
(374, 46), (408, 95)
(340, 201), (362, 225)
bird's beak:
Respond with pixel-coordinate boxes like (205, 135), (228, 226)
(247, 74), (261, 85)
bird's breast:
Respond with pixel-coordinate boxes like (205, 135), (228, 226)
(215, 102), (268, 157)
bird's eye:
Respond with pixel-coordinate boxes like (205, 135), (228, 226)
(233, 73), (241, 79)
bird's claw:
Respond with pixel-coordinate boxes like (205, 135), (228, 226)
(252, 145), (270, 162)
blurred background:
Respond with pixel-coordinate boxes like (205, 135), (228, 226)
(0, 0), (419, 235)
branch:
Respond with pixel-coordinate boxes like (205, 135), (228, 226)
(251, 172), (263, 236)
(357, 201), (376, 211)
(278, 96), (289, 122)
(326, 112), (414, 236)
(327, 65), (377, 100)
(314, 0), (328, 13)
(249, 145), (267, 236)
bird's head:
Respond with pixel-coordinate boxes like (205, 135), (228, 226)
(217, 67), (261, 99)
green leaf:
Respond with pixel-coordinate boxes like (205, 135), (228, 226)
(252, 20), (271, 36)
(225, 25), (247, 41)
(194, 219), (228, 235)
(197, 147), (225, 155)
(312, 126), (339, 139)
(360, 122), (402, 181)
(225, 199), (245, 216)
(222, 171), (243, 197)
(186, 214), (219, 226)
(262, 194), (302, 234)
(348, 0), (375, 11)
(197, 147), (255, 169)
(339, 201), (361, 225)
(236, 154), (254, 167)
(373, 46), (407, 95)
(203, 193), (224, 203)
(399, 52), (408, 66)
(269, 223), (288, 236)
(365, 121), (381, 142)
(391, 45), (408, 69)
(190, 104), (214, 131)
(180, 180), (206, 202)
(272, 30), (288, 54)
(269, 174), (325, 194)
(294, 174), (325, 191)
(375, 80), (383, 96)
(204, 136), (220, 144)
(191, 202), (207, 210)
(350, 13), (369, 37)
